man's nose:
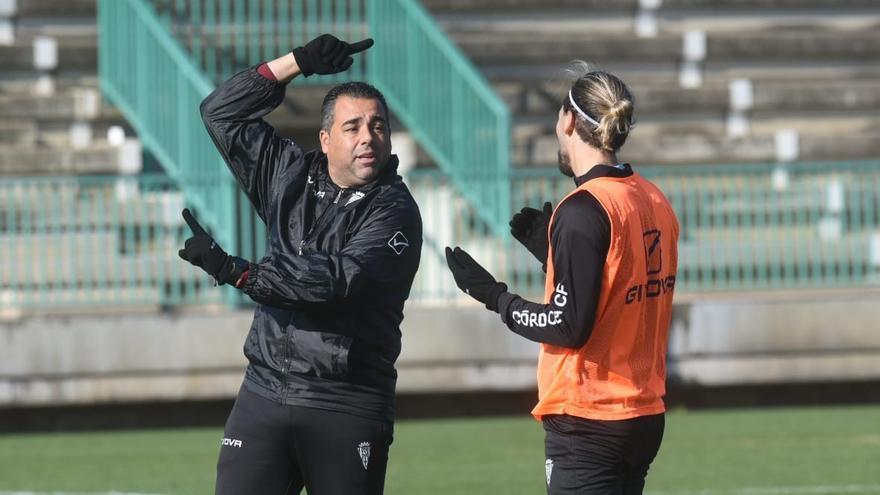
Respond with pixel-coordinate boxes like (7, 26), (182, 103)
(358, 125), (373, 144)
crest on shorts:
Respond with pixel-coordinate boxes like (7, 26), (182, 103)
(358, 441), (371, 470)
(545, 459), (553, 485)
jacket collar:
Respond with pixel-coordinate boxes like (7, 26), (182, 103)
(574, 163), (633, 186)
(312, 154), (401, 193)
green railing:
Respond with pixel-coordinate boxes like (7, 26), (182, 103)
(151, 0), (368, 85)
(0, 175), (221, 310)
(98, 0), (266, 288)
(368, 0), (511, 237)
(407, 159), (880, 302)
(4, 161), (880, 310)
(152, 0), (511, 236)
(648, 160), (880, 293)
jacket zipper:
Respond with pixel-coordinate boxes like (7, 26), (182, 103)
(298, 189), (345, 255)
(287, 188), (345, 400)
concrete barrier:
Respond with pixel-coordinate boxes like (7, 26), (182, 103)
(2, 291), (879, 407)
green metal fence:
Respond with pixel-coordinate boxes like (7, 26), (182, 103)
(151, 0), (368, 85)
(648, 160), (880, 293)
(98, 0), (266, 287)
(100, 0), (511, 283)
(368, 0), (511, 237)
(4, 161), (880, 310)
(149, 0), (511, 237)
(0, 175), (220, 310)
(408, 159), (880, 302)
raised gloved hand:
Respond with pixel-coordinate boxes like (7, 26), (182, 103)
(509, 201), (552, 269)
(445, 246), (507, 312)
(178, 209), (246, 286)
(292, 34), (374, 77)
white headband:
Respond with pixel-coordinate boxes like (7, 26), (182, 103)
(568, 89), (600, 127)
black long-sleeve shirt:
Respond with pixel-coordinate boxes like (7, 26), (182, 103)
(497, 164), (634, 348)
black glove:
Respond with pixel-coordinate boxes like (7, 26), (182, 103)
(445, 246), (507, 312)
(292, 34), (374, 77)
(178, 209), (246, 286)
(509, 201), (552, 269)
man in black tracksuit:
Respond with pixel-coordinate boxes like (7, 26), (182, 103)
(177, 34), (422, 494)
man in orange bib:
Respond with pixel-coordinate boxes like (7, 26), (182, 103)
(445, 65), (679, 494)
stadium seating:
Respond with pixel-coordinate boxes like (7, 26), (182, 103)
(0, 0), (215, 309)
(424, 0), (880, 166)
(0, 0), (130, 176)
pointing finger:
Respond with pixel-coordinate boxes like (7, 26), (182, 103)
(347, 38), (374, 54)
(445, 246), (462, 270)
(182, 208), (207, 236)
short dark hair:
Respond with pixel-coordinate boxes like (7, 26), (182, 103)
(321, 82), (389, 131)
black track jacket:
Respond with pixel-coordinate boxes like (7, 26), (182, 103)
(200, 67), (423, 422)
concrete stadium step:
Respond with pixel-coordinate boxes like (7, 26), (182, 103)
(496, 78), (880, 119)
(663, 0), (878, 11)
(435, 6), (880, 38)
(423, 0), (878, 14)
(0, 117), (131, 151)
(0, 74), (100, 94)
(452, 28), (880, 70)
(0, 142), (120, 175)
(516, 117), (880, 166)
(0, 121), (37, 146)
(0, 88), (118, 122)
(423, 0), (634, 13)
(625, 131), (880, 166)
(11, 26), (97, 46)
(13, 0), (96, 17)
(0, 40), (96, 73)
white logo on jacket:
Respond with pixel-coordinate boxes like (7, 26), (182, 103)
(346, 191), (366, 206)
(388, 231), (409, 255)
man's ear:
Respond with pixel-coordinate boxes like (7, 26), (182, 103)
(563, 111), (577, 137)
(319, 129), (330, 154)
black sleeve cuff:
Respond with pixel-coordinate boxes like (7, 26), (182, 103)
(496, 291), (518, 321)
(485, 282), (508, 312)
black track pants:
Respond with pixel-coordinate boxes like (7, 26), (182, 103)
(543, 413), (664, 495)
(215, 385), (393, 495)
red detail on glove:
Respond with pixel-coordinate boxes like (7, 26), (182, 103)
(234, 269), (250, 289)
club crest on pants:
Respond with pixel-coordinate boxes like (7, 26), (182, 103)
(358, 441), (371, 470)
(545, 458), (553, 485)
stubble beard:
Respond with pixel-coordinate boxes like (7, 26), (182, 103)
(557, 150), (574, 178)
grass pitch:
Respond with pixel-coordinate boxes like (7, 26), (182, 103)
(0, 404), (877, 494)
